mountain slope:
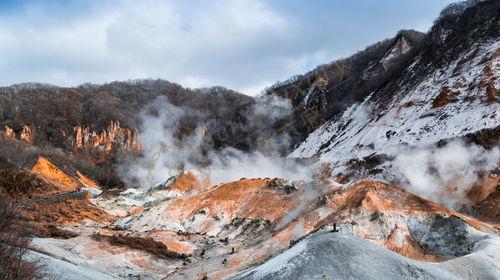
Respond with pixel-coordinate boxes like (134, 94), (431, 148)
(0, 80), (253, 152)
(289, 0), (499, 168)
(265, 30), (426, 142)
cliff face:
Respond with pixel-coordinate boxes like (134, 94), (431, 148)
(20, 125), (34, 143)
(4, 125), (15, 138)
(2, 121), (141, 153)
(70, 121), (141, 153)
(1, 125), (33, 143)
(0, 80), (256, 189)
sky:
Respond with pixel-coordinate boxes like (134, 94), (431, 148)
(0, 0), (456, 96)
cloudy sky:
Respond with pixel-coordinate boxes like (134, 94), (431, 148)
(0, 0), (456, 95)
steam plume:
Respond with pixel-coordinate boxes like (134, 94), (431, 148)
(119, 95), (314, 189)
(391, 140), (499, 209)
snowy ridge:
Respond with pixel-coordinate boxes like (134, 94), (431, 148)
(290, 40), (500, 169)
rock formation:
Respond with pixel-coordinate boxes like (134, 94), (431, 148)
(71, 121), (141, 152)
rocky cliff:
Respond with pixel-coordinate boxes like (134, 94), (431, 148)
(2, 121), (141, 153)
(70, 121), (141, 152)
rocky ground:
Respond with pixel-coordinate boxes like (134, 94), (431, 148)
(17, 160), (499, 279)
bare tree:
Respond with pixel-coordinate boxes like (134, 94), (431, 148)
(0, 199), (43, 279)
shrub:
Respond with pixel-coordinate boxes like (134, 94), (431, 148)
(0, 199), (44, 279)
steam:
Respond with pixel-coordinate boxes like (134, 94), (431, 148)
(274, 182), (325, 230)
(291, 223), (306, 240)
(119, 95), (314, 189)
(391, 140), (499, 209)
(207, 149), (312, 185)
(250, 94), (295, 156)
(118, 96), (204, 188)
(253, 94), (293, 120)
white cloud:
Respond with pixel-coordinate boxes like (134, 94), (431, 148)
(0, 0), (298, 94)
(0, 0), (454, 95)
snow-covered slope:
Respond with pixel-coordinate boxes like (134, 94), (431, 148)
(231, 232), (500, 280)
(290, 39), (499, 168)
(289, 0), (500, 170)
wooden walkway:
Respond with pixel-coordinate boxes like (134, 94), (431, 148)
(17, 190), (87, 207)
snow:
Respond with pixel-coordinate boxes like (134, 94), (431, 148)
(290, 40), (500, 172)
(92, 186), (182, 217)
(235, 235), (311, 279)
(300, 83), (316, 108)
(112, 195), (186, 232)
(27, 251), (119, 280)
(231, 232), (500, 280)
(439, 237), (500, 279)
(28, 251), (120, 280)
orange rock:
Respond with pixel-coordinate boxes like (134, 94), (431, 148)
(169, 170), (211, 193)
(128, 206), (144, 216)
(20, 125), (34, 143)
(163, 178), (300, 225)
(76, 171), (100, 189)
(31, 156), (79, 192)
(159, 239), (195, 255)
